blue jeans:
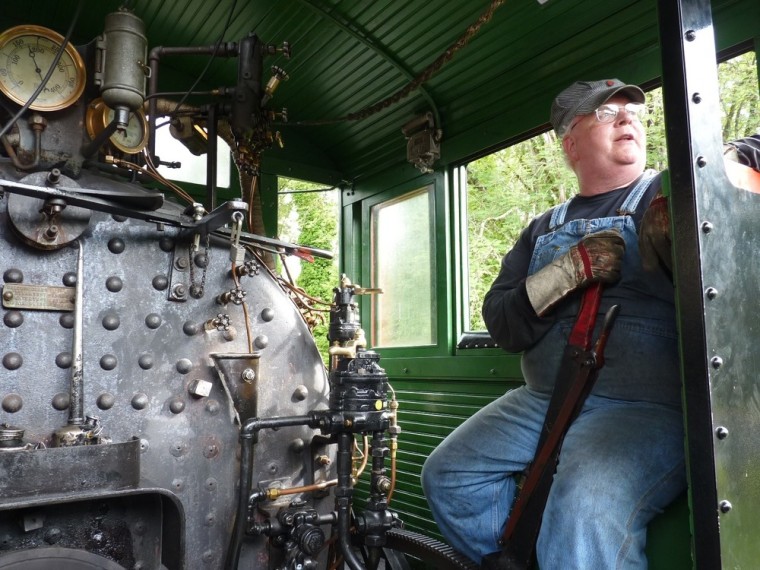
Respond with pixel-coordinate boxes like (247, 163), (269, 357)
(421, 387), (685, 568)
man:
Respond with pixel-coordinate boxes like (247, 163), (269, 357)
(422, 78), (760, 569)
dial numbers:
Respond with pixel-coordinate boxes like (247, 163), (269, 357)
(0, 25), (86, 111)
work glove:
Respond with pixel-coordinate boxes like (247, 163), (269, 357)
(638, 192), (671, 274)
(525, 229), (625, 317)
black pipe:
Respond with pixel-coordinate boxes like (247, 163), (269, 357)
(336, 431), (365, 570)
(224, 413), (324, 570)
(147, 43), (238, 159)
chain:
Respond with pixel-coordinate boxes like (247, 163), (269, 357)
(293, 0), (506, 126)
(189, 234), (210, 298)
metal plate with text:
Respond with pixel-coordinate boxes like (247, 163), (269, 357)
(1, 283), (75, 311)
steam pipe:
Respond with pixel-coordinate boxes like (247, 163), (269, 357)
(336, 431), (364, 570)
(147, 43), (238, 158)
(224, 413), (325, 570)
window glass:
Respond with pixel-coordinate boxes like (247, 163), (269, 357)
(464, 50), (757, 331)
(278, 177), (340, 363)
(371, 186), (436, 347)
(154, 124), (231, 188)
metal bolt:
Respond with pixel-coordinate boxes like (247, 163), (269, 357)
(701, 221), (713, 233)
(685, 29), (697, 41)
(696, 155), (707, 168)
(241, 368), (256, 384)
(710, 356), (723, 369)
(173, 284), (187, 299)
(715, 426), (729, 439)
(3, 290), (13, 301)
(705, 287), (718, 300)
(719, 500), (732, 513)
(692, 92), (702, 104)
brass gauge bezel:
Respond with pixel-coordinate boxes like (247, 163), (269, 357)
(85, 98), (149, 154)
(0, 24), (86, 111)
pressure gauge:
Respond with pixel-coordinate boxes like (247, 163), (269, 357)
(0, 25), (86, 111)
(86, 98), (149, 154)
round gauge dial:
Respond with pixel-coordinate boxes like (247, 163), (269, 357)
(0, 25), (86, 111)
(86, 98), (149, 154)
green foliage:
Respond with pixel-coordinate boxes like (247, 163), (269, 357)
(278, 178), (340, 362)
(466, 51), (758, 331)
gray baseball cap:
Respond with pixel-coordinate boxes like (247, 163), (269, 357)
(550, 79), (645, 137)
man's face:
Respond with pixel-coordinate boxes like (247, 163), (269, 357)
(563, 95), (647, 173)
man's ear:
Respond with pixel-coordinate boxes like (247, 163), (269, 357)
(562, 133), (578, 164)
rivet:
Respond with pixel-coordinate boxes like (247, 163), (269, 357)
(176, 358), (193, 374)
(292, 385), (308, 401)
(56, 352), (72, 369)
(159, 237), (175, 252)
(107, 238), (126, 254)
(100, 354), (118, 370)
(102, 313), (120, 330)
(205, 399), (220, 415)
(3, 269), (23, 283)
(710, 356), (723, 369)
(138, 353), (154, 370)
(131, 393), (149, 410)
(685, 29), (697, 41)
(170, 441), (188, 457)
(290, 438), (306, 453)
(145, 313), (162, 329)
(172, 478), (185, 491)
(705, 287), (718, 300)
(3, 311), (23, 328)
(261, 308), (275, 322)
(194, 253), (209, 268)
(52, 392), (70, 410)
(715, 426), (729, 439)
(112, 214), (128, 222)
(97, 393), (115, 410)
(205, 512), (216, 526)
(62, 272), (77, 287)
(719, 500), (732, 513)
(139, 439), (149, 452)
(696, 155), (707, 168)
(205, 477), (218, 491)
(105, 276), (123, 292)
(701, 221), (713, 233)
(3, 352), (22, 370)
(59, 313), (75, 328)
(169, 397), (186, 414)
(402, 367), (409, 374)
(254, 335), (269, 349)
(183, 321), (200, 336)
(152, 275), (169, 291)
(2, 290), (13, 301)
(692, 92), (702, 104)
(2, 394), (23, 413)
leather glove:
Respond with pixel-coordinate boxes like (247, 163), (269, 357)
(638, 192), (672, 274)
(525, 229), (625, 317)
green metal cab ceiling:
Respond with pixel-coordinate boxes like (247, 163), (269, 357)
(0, 0), (755, 185)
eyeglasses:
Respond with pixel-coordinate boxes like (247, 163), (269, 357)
(594, 102), (648, 124)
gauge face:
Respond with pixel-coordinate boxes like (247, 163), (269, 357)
(85, 98), (149, 154)
(0, 25), (86, 111)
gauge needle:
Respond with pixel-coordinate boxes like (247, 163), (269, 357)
(28, 46), (44, 81)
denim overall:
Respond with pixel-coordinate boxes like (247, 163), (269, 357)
(422, 172), (685, 568)
(521, 170), (681, 405)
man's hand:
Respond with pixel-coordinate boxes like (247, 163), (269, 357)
(638, 192), (672, 274)
(525, 229), (625, 317)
